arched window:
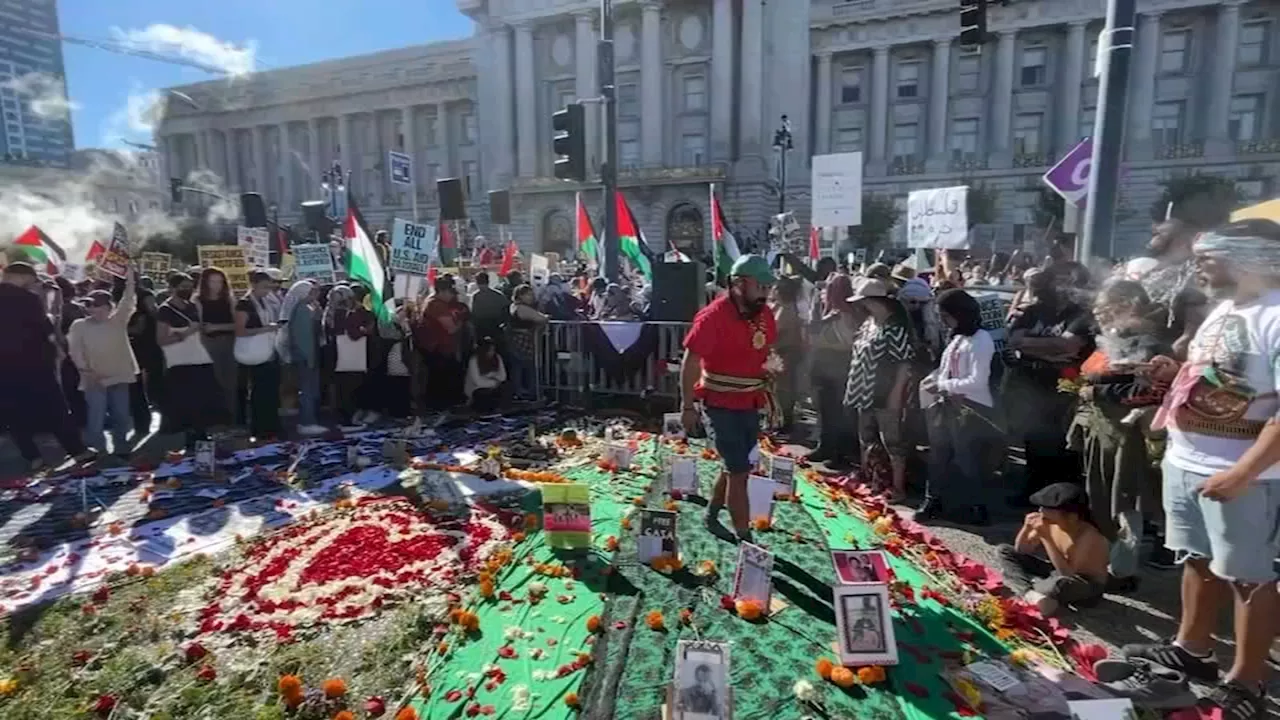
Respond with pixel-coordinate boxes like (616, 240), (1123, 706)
(665, 203), (705, 257)
(541, 208), (573, 255)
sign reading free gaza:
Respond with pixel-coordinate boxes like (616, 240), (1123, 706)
(389, 218), (436, 275)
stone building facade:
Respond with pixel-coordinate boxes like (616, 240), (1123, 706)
(156, 0), (1280, 261)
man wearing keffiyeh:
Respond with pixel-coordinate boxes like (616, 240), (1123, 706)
(1124, 219), (1280, 719)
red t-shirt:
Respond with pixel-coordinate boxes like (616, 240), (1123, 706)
(684, 294), (777, 411)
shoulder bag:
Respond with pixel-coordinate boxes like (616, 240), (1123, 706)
(161, 306), (213, 368)
(234, 296), (278, 366)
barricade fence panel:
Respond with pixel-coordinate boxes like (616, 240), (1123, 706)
(536, 321), (692, 402)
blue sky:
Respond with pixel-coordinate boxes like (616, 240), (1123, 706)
(58, 0), (474, 149)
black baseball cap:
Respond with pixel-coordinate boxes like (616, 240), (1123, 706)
(1029, 482), (1091, 517)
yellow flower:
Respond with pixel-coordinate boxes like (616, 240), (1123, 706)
(954, 677), (982, 710)
(1008, 648), (1040, 668)
(995, 627), (1017, 642)
(871, 516), (894, 536)
(0, 677), (17, 696)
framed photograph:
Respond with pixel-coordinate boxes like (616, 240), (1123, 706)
(671, 640), (731, 720)
(746, 475), (777, 521)
(637, 509), (678, 563)
(603, 443), (633, 470)
(665, 455), (699, 494)
(193, 440), (216, 477)
(663, 412), (686, 441)
(831, 550), (891, 584)
(832, 584), (899, 666)
(767, 454), (795, 493)
(731, 542), (774, 606)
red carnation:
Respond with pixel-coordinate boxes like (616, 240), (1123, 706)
(719, 594), (736, 611)
(91, 585), (110, 605)
(196, 664), (217, 682)
(184, 642), (209, 663)
(92, 694), (118, 716)
(445, 690), (463, 702)
(364, 696), (387, 717)
(1060, 367), (1080, 380)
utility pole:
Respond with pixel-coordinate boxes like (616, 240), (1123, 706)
(773, 115), (793, 215)
(599, 0), (620, 282)
(1080, 0), (1135, 262)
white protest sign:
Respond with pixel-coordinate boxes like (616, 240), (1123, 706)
(237, 226), (271, 268)
(529, 253), (550, 287)
(60, 262), (85, 282)
(907, 186), (969, 249)
(291, 244), (335, 281)
(810, 152), (864, 228)
(390, 217), (434, 275)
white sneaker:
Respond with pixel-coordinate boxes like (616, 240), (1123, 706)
(363, 412), (381, 425)
(297, 424), (327, 436)
(353, 410), (369, 424)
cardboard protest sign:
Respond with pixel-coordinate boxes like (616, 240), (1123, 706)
(291, 244), (335, 281)
(389, 218), (433, 275)
(97, 223), (131, 279)
(237, 226), (270, 268)
(140, 251), (172, 278)
(907, 186), (970, 249)
(197, 245), (250, 293)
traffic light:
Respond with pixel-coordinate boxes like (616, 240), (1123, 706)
(169, 177), (183, 203)
(552, 102), (586, 182)
(959, 0), (988, 47)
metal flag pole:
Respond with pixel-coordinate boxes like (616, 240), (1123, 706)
(599, 0), (620, 282)
(1080, 0), (1135, 262)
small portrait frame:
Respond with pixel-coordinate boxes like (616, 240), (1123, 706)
(662, 412), (687, 441)
(637, 509), (679, 564)
(831, 549), (891, 585)
(832, 583), (899, 666)
(731, 542), (774, 607)
(665, 454), (699, 494)
(193, 440), (216, 477)
(670, 640), (732, 720)
(603, 442), (634, 470)
(766, 454), (795, 493)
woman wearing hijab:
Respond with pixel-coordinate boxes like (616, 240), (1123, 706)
(808, 274), (865, 467)
(917, 288), (999, 525)
(281, 280), (325, 435)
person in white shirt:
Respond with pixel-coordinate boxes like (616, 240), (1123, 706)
(465, 336), (508, 413)
(1124, 219), (1280, 719)
(917, 288), (997, 526)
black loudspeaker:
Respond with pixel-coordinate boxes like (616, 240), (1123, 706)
(300, 200), (332, 237)
(437, 178), (467, 221)
(240, 192), (268, 227)
(488, 189), (511, 226)
(650, 261), (704, 322)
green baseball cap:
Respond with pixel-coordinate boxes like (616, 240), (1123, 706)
(730, 254), (774, 286)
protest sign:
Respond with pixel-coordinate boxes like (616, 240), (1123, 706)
(907, 186), (969, 249)
(389, 218), (433, 275)
(237, 226), (270, 268)
(292, 244), (335, 281)
(60, 262), (86, 282)
(97, 223), (131, 279)
(810, 152), (864, 227)
(198, 245), (250, 293)
(140, 251), (172, 278)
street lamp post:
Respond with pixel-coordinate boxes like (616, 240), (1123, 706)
(772, 114), (794, 215)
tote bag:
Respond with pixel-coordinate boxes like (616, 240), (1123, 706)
(335, 334), (368, 373)
(160, 305), (213, 368)
(234, 296), (278, 366)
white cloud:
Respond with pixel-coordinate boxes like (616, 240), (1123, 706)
(0, 72), (79, 120)
(100, 86), (164, 146)
(111, 24), (257, 76)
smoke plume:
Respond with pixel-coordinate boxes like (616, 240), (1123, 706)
(0, 72), (79, 120)
(110, 24), (258, 76)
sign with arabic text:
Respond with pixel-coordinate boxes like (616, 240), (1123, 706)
(907, 186), (969, 250)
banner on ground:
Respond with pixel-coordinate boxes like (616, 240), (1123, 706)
(97, 223), (131, 279)
(292, 244), (335, 281)
(389, 217), (434, 275)
(198, 245), (250, 293)
(810, 151), (864, 228)
(140, 251), (172, 278)
(237, 226), (271, 269)
(907, 186), (970, 250)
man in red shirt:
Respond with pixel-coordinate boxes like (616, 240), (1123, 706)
(680, 255), (777, 542)
(415, 277), (467, 409)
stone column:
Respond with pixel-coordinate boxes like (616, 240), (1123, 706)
(990, 30), (1016, 160)
(1059, 21), (1087, 153)
(278, 122), (293, 208)
(641, 1), (664, 165)
(195, 130), (209, 170)
(927, 38), (951, 170)
(1207, 1), (1243, 156)
(491, 25), (515, 185)
(710, 0), (733, 160)
(337, 114), (352, 182)
(1128, 12), (1162, 157)
(308, 118), (321, 190)
(574, 11), (597, 166)
(814, 51), (833, 155)
(514, 23), (537, 177)
(252, 125), (267, 195)
(440, 103), (456, 178)
(868, 46), (890, 165)
(225, 129), (241, 193)
(739, 0), (765, 155)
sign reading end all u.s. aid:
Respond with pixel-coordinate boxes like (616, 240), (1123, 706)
(542, 483), (592, 550)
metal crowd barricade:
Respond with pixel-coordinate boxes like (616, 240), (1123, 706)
(535, 321), (693, 403)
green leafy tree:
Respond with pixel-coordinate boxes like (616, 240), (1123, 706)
(844, 193), (901, 253)
(966, 184), (1000, 227)
(1150, 173), (1242, 229)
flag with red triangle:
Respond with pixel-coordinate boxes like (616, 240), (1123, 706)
(437, 223), (457, 265)
(710, 184), (740, 285)
(614, 192), (653, 281)
(497, 239), (518, 277)
(86, 239), (106, 263)
(13, 225), (66, 275)
(575, 192), (602, 274)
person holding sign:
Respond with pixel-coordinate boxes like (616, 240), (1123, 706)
(67, 265), (139, 459)
(681, 255), (778, 542)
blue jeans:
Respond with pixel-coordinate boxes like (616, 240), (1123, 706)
(84, 382), (132, 454)
(296, 364), (320, 426)
(509, 355), (537, 400)
(1163, 458), (1280, 583)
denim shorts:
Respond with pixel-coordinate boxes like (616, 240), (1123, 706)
(704, 406), (760, 474)
(1162, 459), (1280, 583)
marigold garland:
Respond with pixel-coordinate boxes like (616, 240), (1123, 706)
(857, 666), (887, 685)
(505, 468), (571, 484)
(830, 666), (856, 688)
(394, 708), (419, 720)
(650, 555), (683, 574)
(734, 598), (764, 621)
(645, 610), (665, 630)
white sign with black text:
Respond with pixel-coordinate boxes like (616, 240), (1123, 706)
(389, 218), (434, 275)
(907, 186), (969, 250)
(810, 152), (864, 228)
(637, 509), (679, 563)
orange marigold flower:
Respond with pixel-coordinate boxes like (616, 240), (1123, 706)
(524, 512), (539, 529)
(322, 677), (348, 698)
(395, 708), (419, 720)
(735, 598), (765, 621)
(278, 674), (303, 695)
(645, 610), (665, 631)
(437, 641), (450, 654)
(586, 615), (602, 633)
(857, 666), (886, 684)
(604, 535), (619, 552)
(512, 531), (526, 543)
(620, 517), (632, 530)
(663, 500), (678, 512)
(815, 658), (834, 680)
(751, 516), (772, 531)
(283, 689), (304, 708)
(333, 712), (356, 720)
(830, 666), (857, 688)
(140, 565), (156, 578)
(631, 496), (645, 507)
(564, 692), (580, 708)
(479, 579), (495, 598)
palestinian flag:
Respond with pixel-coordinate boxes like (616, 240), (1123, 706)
(13, 225), (66, 275)
(498, 239), (518, 277)
(437, 223), (457, 265)
(86, 239), (106, 263)
(809, 225), (821, 263)
(614, 191), (652, 281)
(710, 184), (740, 284)
(575, 192), (602, 274)
(343, 190), (392, 324)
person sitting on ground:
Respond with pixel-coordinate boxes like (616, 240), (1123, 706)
(996, 482), (1110, 616)
(465, 336), (508, 413)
